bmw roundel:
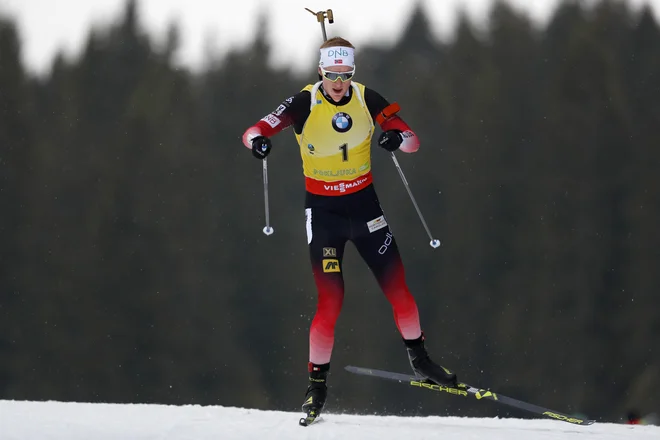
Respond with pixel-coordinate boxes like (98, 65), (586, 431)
(332, 112), (353, 133)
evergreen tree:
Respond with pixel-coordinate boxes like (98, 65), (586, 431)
(0, 14), (34, 396)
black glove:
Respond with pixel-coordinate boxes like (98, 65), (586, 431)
(378, 129), (403, 152)
(251, 136), (272, 159)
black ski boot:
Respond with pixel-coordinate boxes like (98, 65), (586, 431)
(299, 362), (329, 426)
(404, 333), (458, 387)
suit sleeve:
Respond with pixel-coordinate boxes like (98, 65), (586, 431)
(364, 87), (420, 153)
(241, 91), (310, 149)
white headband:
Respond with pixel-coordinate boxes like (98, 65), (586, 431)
(319, 46), (355, 68)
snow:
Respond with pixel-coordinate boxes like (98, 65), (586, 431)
(1, 400), (657, 440)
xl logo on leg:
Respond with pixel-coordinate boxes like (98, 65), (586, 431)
(323, 259), (340, 273)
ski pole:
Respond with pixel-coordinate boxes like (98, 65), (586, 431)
(390, 152), (441, 248)
(262, 158), (274, 235)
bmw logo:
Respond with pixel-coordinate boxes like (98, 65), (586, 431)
(332, 112), (353, 133)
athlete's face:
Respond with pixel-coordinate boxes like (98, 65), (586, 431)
(319, 65), (353, 103)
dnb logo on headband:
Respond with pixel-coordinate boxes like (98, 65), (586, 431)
(327, 48), (351, 58)
(332, 112), (352, 133)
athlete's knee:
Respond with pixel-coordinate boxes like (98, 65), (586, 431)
(317, 293), (343, 320)
(385, 286), (418, 310)
(313, 281), (343, 317)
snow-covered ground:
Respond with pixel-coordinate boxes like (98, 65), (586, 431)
(1, 400), (657, 440)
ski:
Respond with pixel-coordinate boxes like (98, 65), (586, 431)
(299, 408), (322, 426)
(345, 365), (595, 426)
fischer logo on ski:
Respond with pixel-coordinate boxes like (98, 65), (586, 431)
(410, 380), (468, 396)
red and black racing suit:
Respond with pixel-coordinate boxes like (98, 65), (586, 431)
(243, 85), (423, 365)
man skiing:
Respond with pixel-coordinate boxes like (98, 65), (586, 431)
(241, 37), (457, 421)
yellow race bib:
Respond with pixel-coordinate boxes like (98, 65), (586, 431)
(295, 82), (374, 195)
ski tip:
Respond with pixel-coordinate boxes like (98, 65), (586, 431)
(565, 418), (596, 426)
(299, 408), (321, 427)
(299, 415), (321, 426)
(542, 411), (597, 426)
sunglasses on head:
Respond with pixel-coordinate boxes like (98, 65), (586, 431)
(321, 67), (355, 82)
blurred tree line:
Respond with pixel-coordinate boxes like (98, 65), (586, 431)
(0, 0), (658, 423)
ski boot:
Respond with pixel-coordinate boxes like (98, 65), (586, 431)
(404, 333), (458, 387)
(299, 362), (329, 426)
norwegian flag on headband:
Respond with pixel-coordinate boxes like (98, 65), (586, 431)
(335, 59), (343, 64)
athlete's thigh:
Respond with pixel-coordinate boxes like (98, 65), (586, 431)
(305, 207), (349, 277)
(350, 203), (402, 279)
